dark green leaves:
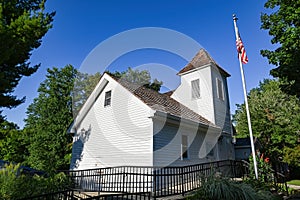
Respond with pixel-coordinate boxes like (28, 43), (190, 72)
(0, 0), (54, 111)
(261, 0), (300, 96)
(233, 79), (300, 164)
(25, 65), (77, 172)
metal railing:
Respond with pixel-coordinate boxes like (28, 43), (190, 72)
(64, 160), (240, 198)
(21, 159), (289, 199)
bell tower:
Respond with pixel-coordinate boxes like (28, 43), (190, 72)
(171, 49), (232, 134)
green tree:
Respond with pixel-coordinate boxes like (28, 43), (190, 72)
(0, 0), (55, 113)
(261, 0), (300, 96)
(107, 67), (163, 92)
(72, 72), (101, 116)
(25, 65), (76, 172)
(0, 120), (29, 163)
(233, 79), (300, 165)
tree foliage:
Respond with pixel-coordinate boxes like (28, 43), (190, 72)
(25, 65), (76, 172)
(261, 0), (300, 96)
(72, 72), (101, 116)
(0, 163), (70, 199)
(0, 120), (29, 163)
(233, 79), (300, 166)
(0, 0), (55, 111)
(107, 67), (163, 92)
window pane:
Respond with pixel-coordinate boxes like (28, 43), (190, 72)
(217, 79), (224, 100)
(182, 135), (188, 159)
(191, 79), (200, 99)
(104, 90), (111, 106)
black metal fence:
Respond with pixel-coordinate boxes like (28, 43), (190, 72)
(21, 160), (288, 199)
(65, 160), (241, 198)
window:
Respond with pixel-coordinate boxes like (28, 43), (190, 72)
(216, 78), (224, 100)
(181, 135), (189, 159)
(104, 90), (111, 106)
(191, 79), (200, 99)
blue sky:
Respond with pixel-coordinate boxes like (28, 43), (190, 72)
(3, 0), (274, 128)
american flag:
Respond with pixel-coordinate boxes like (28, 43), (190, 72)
(236, 35), (248, 64)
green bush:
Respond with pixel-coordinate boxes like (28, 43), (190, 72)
(0, 163), (70, 199)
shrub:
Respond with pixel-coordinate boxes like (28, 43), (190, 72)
(190, 176), (257, 200)
(0, 163), (70, 199)
(187, 175), (280, 200)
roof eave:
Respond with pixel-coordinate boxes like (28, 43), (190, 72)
(177, 62), (231, 78)
(151, 110), (220, 131)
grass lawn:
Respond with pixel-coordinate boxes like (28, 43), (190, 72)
(287, 180), (300, 186)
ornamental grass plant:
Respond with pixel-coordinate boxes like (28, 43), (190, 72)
(187, 174), (281, 200)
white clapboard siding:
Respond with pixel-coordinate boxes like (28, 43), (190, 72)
(70, 75), (153, 170)
(211, 66), (232, 134)
(171, 66), (215, 124)
(172, 64), (232, 134)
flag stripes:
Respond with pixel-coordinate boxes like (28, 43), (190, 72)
(236, 36), (248, 64)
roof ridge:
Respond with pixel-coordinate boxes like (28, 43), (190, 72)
(191, 48), (216, 65)
(178, 49), (229, 77)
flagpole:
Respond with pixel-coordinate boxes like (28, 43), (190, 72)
(233, 14), (258, 179)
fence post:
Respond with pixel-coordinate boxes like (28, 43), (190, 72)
(122, 167), (126, 192)
(70, 190), (74, 200)
(153, 169), (156, 200)
(98, 169), (101, 194)
(80, 170), (84, 189)
(181, 167), (185, 196)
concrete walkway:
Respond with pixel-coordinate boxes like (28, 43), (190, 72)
(288, 184), (300, 190)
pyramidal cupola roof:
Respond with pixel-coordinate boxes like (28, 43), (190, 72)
(178, 49), (230, 77)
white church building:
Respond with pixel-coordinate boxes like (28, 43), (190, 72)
(69, 49), (235, 170)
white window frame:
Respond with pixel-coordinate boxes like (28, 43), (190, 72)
(181, 135), (189, 160)
(104, 90), (112, 107)
(216, 78), (224, 100)
(191, 79), (200, 99)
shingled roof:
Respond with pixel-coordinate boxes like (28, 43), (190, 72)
(178, 49), (230, 77)
(110, 75), (217, 128)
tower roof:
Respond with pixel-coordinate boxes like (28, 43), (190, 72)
(178, 49), (230, 77)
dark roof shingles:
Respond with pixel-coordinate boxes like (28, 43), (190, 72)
(178, 49), (230, 77)
(112, 76), (216, 127)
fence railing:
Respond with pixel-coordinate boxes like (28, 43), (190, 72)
(22, 159), (288, 199)
(64, 160), (241, 198)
